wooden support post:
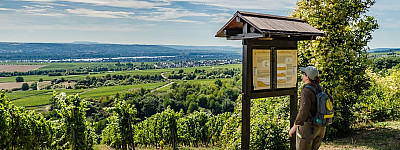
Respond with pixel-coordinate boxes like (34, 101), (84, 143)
(290, 93), (298, 150)
(241, 39), (251, 150)
(242, 94), (251, 150)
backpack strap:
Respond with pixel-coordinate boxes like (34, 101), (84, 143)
(304, 84), (317, 94)
(304, 84), (320, 122)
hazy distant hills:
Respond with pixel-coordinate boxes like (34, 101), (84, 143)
(368, 48), (400, 53)
(0, 42), (241, 62)
(1, 42), (393, 62)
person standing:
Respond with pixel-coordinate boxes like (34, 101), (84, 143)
(289, 66), (333, 150)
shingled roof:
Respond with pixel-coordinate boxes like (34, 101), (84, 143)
(215, 11), (325, 40)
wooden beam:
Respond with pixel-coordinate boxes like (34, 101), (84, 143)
(236, 16), (241, 22)
(227, 33), (264, 40)
(249, 89), (297, 99)
(224, 29), (242, 36)
(290, 93), (298, 150)
(243, 22), (248, 34)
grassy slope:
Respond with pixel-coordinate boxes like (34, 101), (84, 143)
(80, 82), (166, 100)
(3, 64), (240, 107)
(9, 89), (86, 107)
(94, 120), (400, 150)
(7, 82), (166, 107)
(321, 121), (400, 150)
(0, 64), (241, 83)
(0, 70), (167, 83)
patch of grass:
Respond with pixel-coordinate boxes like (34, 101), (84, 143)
(321, 121), (400, 150)
(0, 70), (165, 83)
(80, 82), (167, 100)
(0, 64), (240, 83)
(163, 64), (241, 77)
(7, 82), (165, 107)
(10, 89), (86, 107)
(187, 78), (233, 85)
(94, 144), (219, 150)
(6, 90), (49, 100)
(11, 93), (54, 107)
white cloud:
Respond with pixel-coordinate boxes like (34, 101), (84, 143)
(66, 8), (134, 18)
(32, 5), (54, 8)
(13, 5), (66, 17)
(13, 0), (168, 9)
(208, 13), (232, 23)
(132, 7), (212, 23)
(154, 0), (296, 10)
(0, 8), (15, 11)
(0, 23), (146, 32)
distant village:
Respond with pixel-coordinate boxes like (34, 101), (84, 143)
(153, 59), (241, 69)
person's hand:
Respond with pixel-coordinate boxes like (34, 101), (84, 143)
(289, 125), (299, 137)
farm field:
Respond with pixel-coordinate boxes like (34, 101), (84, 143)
(163, 64), (241, 77)
(9, 89), (86, 107)
(80, 82), (166, 100)
(0, 63), (241, 83)
(0, 62), (155, 71)
(3, 63), (240, 108)
(0, 64), (46, 72)
(0, 81), (35, 90)
(0, 70), (165, 83)
(6, 77), (232, 108)
(6, 82), (166, 107)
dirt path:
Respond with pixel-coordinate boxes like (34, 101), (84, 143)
(79, 88), (96, 94)
(151, 81), (174, 93)
(161, 72), (168, 79)
(150, 72), (173, 93)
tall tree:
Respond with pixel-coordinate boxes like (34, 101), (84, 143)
(293, 0), (379, 136)
(21, 83), (29, 91)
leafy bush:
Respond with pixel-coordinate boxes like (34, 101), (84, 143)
(354, 68), (400, 124)
(101, 99), (137, 149)
(53, 93), (95, 149)
(15, 76), (24, 82)
(219, 95), (290, 150)
(0, 91), (54, 149)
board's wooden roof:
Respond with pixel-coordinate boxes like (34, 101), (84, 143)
(216, 11), (325, 38)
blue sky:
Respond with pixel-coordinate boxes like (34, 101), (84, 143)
(0, 0), (398, 48)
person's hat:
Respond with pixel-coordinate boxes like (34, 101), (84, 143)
(299, 66), (319, 80)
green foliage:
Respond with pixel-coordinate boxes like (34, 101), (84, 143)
(293, 0), (379, 137)
(30, 82), (38, 90)
(250, 97), (290, 149)
(215, 79), (222, 87)
(177, 111), (210, 147)
(0, 91), (54, 149)
(134, 107), (182, 149)
(15, 76), (24, 82)
(21, 83), (29, 91)
(187, 102), (199, 113)
(371, 56), (400, 75)
(354, 69), (400, 124)
(101, 99), (137, 149)
(219, 95), (289, 150)
(53, 93), (95, 149)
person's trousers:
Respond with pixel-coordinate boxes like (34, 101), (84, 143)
(296, 122), (326, 150)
